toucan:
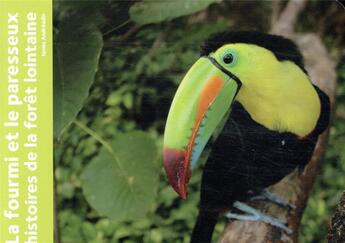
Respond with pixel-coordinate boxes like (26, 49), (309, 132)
(163, 31), (330, 242)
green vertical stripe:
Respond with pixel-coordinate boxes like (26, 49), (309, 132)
(0, 0), (53, 242)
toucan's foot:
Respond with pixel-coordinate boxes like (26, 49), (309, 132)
(250, 189), (296, 210)
(225, 201), (293, 234)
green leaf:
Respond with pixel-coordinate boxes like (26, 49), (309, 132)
(54, 17), (103, 138)
(106, 92), (122, 106)
(81, 131), (159, 221)
(123, 93), (133, 109)
(129, 0), (222, 25)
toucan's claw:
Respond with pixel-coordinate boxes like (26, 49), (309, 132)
(250, 189), (296, 210)
(226, 201), (293, 235)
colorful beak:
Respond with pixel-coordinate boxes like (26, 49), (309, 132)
(163, 57), (241, 199)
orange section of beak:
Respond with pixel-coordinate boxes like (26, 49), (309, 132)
(184, 76), (224, 167)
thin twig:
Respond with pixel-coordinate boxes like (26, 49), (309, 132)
(73, 120), (127, 176)
(103, 19), (131, 37)
(73, 120), (113, 153)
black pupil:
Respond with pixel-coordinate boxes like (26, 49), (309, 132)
(223, 53), (233, 64)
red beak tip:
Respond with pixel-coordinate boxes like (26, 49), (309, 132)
(176, 188), (188, 200)
(163, 147), (190, 200)
(171, 183), (188, 200)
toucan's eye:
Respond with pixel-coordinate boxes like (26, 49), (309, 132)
(222, 53), (234, 64)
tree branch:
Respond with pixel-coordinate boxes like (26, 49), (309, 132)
(220, 0), (337, 242)
(271, 0), (284, 25)
(270, 0), (308, 37)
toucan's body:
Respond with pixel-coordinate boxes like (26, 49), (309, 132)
(162, 31), (330, 242)
(193, 91), (329, 242)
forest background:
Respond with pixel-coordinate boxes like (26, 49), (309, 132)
(53, 1), (345, 242)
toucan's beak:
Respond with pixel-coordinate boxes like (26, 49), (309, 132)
(163, 57), (241, 199)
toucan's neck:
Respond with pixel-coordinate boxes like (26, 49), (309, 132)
(236, 63), (321, 137)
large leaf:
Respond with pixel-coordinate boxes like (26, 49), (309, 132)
(81, 131), (159, 220)
(129, 0), (222, 25)
(54, 18), (103, 138)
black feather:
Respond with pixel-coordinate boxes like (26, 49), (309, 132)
(312, 84), (331, 136)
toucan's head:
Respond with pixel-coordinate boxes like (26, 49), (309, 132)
(163, 31), (319, 199)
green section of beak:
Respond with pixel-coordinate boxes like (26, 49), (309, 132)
(164, 58), (216, 150)
(163, 57), (240, 198)
(164, 55), (240, 167)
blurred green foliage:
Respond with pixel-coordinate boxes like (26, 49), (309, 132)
(54, 1), (345, 242)
(129, 0), (222, 25)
